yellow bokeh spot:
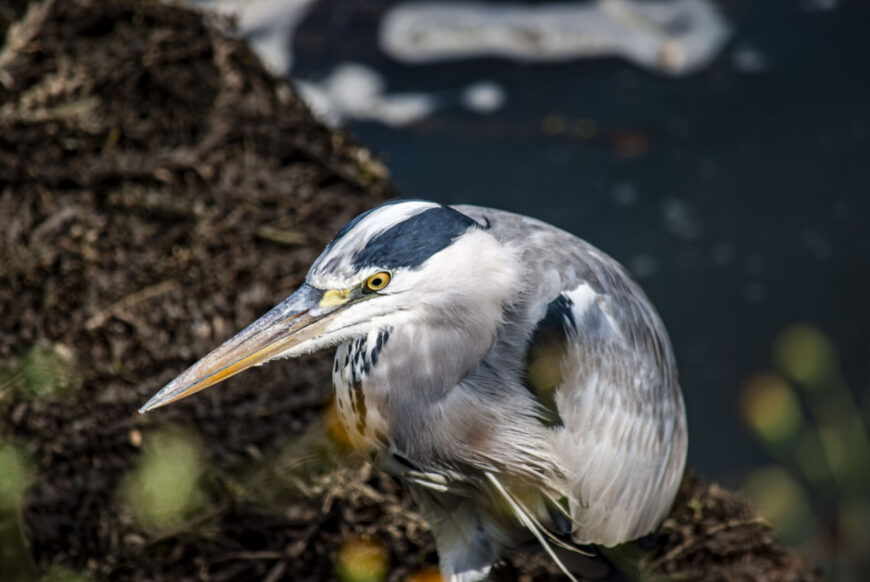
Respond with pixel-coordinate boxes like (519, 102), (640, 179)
(739, 372), (802, 444)
(337, 536), (389, 582)
(541, 115), (566, 135)
(773, 324), (836, 388)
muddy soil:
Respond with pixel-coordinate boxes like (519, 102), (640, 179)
(0, 1), (818, 581)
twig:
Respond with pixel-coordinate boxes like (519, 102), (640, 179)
(144, 503), (230, 546)
(262, 560), (286, 582)
(85, 280), (179, 330)
(0, 0), (55, 89)
(648, 516), (771, 570)
(221, 551), (284, 561)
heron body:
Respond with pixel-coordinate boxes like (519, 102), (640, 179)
(141, 200), (688, 581)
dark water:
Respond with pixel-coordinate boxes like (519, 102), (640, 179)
(294, 1), (870, 482)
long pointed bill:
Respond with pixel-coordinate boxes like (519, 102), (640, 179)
(139, 284), (343, 413)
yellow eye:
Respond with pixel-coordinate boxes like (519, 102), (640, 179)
(363, 272), (391, 293)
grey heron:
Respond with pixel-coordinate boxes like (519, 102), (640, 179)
(140, 200), (688, 581)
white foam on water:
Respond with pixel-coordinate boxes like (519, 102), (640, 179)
(380, 0), (730, 76)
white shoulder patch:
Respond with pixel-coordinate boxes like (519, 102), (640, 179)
(562, 283), (598, 319)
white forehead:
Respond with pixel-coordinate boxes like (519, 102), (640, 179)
(308, 200), (441, 286)
(347, 200), (440, 240)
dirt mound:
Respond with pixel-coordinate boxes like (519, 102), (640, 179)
(0, 1), (818, 581)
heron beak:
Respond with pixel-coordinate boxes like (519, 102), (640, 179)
(139, 283), (344, 413)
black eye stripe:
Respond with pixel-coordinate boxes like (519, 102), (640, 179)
(351, 206), (478, 270)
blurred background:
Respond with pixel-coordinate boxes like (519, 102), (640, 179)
(2, 0), (868, 580)
(191, 0), (870, 577)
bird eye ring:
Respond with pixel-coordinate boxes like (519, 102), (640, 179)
(363, 272), (391, 293)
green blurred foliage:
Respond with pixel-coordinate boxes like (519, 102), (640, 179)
(0, 441), (37, 582)
(0, 442), (34, 511)
(741, 323), (870, 581)
(773, 325), (837, 388)
(0, 344), (81, 406)
(41, 567), (94, 582)
(120, 426), (209, 531)
(743, 466), (816, 545)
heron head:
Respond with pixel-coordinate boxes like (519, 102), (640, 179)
(139, 200), (518, 412)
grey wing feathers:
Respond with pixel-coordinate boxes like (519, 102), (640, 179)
(455, 204), (688, 547)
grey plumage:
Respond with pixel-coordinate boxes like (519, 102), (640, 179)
(140, 200), (688, 581)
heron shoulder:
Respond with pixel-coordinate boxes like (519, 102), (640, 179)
(453, 205), (687, 546)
